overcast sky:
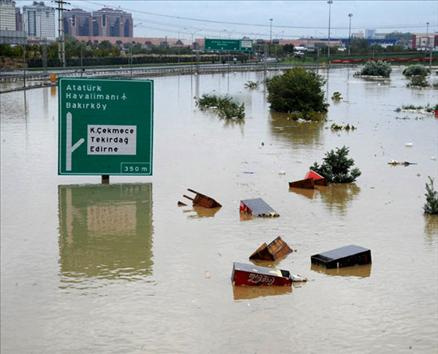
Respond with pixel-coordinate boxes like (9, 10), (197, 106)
(17, 0), (438, 40)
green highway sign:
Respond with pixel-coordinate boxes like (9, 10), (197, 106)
(205, 38), (253, 53)
(58, 78), (153, 175)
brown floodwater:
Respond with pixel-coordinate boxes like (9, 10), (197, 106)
(1, 67), (438, 353)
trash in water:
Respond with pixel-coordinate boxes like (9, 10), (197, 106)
(231, 262), (307, 286)
(177, 201), (187, 207)
(289, 178), (315, 189)
(405, 142), (413, 147)
(311, 245), (372, 269)
(240, 198), (279, 217)
(387, 160), (417, 166)
(249, 236), (293, 261)
(278, 171), (286, 175)
(183, 188), (222, 208)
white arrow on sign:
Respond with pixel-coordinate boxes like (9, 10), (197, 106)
(66, 112), (85, 171)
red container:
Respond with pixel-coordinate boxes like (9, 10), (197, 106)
(231, 262), (292, 286)
(304, 170), (327, 186)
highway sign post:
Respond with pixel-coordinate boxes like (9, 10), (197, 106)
(58, 78), (153, 176)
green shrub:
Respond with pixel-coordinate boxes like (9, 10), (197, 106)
(403, 65), (430, 77)
(266, 67), (328, 119)
(196, 94), (245, 120)
(424, 177), (438, 214)
(310, 146), (361, 183)
(244, 81), (258, 89)
(360, 60), (392, 77)
(331, 91), (342, 101)
(407, 75), (429, 87)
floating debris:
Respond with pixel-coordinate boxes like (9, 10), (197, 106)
(387, 160), (417, 166)
(305, 170), (328, 186)
(311, 245), (372, 269)
(249, 236), (293, 262)
(240, 198), (279, 217)
(330, 123), (356, 131)
(231, 262), (306, 286)
(289, 178), (315, 189)
(183, 188), (222, 208)
(405, 142), (413, 147)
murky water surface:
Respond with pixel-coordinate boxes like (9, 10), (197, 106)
(1, 68), (438, 353)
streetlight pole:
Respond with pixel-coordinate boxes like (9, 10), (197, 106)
(269, 18), (273, 58)
(348, 13), (353, 56)
(426, 22), (432, 70)
(327, 0), (333, 62)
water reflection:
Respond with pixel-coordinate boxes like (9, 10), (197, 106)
(289, 187), (317, 200)
(311, 263), (371, 278)
(182, 205), (221, 219)
(232, 285), (291, 300)
(318, 183), (360, 214)
(424, 215), (438, 240)
(58, 183), (153, 285)
(269, 111), (324, 148)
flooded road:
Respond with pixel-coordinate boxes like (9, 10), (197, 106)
(1, 67), (438, 353)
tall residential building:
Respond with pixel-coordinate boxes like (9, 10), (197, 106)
(0, 0), (17, 31)
(15, 6), (22, 31)
(64, 8), (93, 36)
(23, 1), (55, 40)
(92, 8), (133, 37)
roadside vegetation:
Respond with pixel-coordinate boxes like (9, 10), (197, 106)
(266, 67), (328, 121)
(310, 146), (361, 183)
(195, 94), (245, 120)
(356, 61), (392, 78)
(424, 177), (438, 215)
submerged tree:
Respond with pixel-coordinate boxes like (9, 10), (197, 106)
(266, 67), (328, 119)
(359, 61), (392, 77)
(310, 146), (361, 183)
(424, 177), (438, 215)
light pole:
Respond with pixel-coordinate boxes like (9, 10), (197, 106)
(327, 0), (333, 62)
(269, 18), (273, 58)
(348, 13), (353, 56)
(426, 22), (432, 70)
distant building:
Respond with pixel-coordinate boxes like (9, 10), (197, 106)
(74, 35), (182, 47)
(0, 0), (27, 44)
(63, 7), (133, 38)
(352, 31), (364, 39)
(0, 0), (16, 31)
(365, 29), (376, 39)
(15, 6), (22, 31)
(64, 8), (92, 37)
(92, 8), (133, 37)
(23, 1), (55, 40)
(411, 33), (438, 50)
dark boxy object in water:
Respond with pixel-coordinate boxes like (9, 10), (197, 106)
(240, 198), (279, 217)
(311, 245), (372, 269)
(183, 188), (222, 208)
(249, 236), (292, 261)
(289, 178), (315, 189)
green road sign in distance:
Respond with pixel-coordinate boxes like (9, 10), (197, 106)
(58, 78), (153, 175)
(205, 38), (241, 52)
